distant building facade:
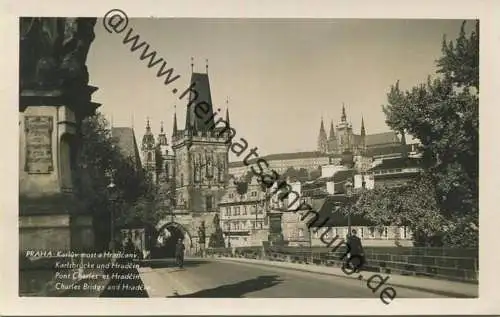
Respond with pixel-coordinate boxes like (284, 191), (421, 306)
(229, 151), (330, 179)
(369, 156), (423, 188)
(218, 176), (269, 247)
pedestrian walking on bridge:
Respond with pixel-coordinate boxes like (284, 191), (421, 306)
(175, 238), (185, 268)
(346, 229), (365, 272)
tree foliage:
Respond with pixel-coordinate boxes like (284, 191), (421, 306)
(354, 176), (446, 246)
(365, 20), (479, 247)
(74, 112), (165, 249)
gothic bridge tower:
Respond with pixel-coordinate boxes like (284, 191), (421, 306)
(156, 60), (232, 253)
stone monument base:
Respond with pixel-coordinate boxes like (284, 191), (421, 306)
(19, 195), (94, 252)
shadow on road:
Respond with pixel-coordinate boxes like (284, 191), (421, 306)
(168, 275), (284, 298)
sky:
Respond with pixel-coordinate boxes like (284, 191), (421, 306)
(86, 18), (474, 161)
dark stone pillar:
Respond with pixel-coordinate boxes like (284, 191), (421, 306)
(19, 18), (100, 252)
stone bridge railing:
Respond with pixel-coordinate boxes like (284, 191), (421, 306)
(206, 246), (479, 283)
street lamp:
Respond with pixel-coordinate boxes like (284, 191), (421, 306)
(344, 179), (353, 239)
(107, 176), (117, 251)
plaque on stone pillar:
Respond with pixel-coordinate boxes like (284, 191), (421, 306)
(24, 115), (53, 174)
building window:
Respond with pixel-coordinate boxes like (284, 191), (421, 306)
(251, 205), (257, 215)
(298, 228), (304, 238)
(242, 205), (247, 215)
(402, 226), (408, 239)
(147, 152), (152, 162)
(229, 193), (234, 199)
(251, 191), (257, 197)
(206, 195), (213, 211)
(234, 207), (240, 216)
(380, 227), (387, 238)
(314, 229), (320, 239)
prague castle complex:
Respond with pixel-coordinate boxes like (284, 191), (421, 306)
(122, 67), (418, 249)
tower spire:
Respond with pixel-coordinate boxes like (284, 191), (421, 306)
(191, 57), (194, 73)
(341, 103), (347, 122)
(205, 58), (209, 73)
(160, 120), (164, 133)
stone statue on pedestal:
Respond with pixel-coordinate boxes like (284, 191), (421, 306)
(20, 17), (96, 91)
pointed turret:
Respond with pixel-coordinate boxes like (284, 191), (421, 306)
(172, 106), (178, 137)
(225, 97), (230, 127)
(341, 103), (347, 122)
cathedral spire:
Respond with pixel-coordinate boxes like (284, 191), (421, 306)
(317, 117), (328, 153)
(191, 57), (194, 73)
(320, 117), (326, 133)
(205, 58), (209, 74)
(329, 120), (335, 139)
(341, 103), (347, 122)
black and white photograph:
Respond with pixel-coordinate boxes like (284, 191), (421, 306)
(3, 0), (499, 316)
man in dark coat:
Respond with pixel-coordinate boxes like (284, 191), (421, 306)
(175, 238), (185, 268)
(346, 229), (365, 271)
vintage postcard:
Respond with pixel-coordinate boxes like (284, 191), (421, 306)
(2, 0), (499, 315)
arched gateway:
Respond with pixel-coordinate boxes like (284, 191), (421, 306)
(151, 222), (192, 258)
